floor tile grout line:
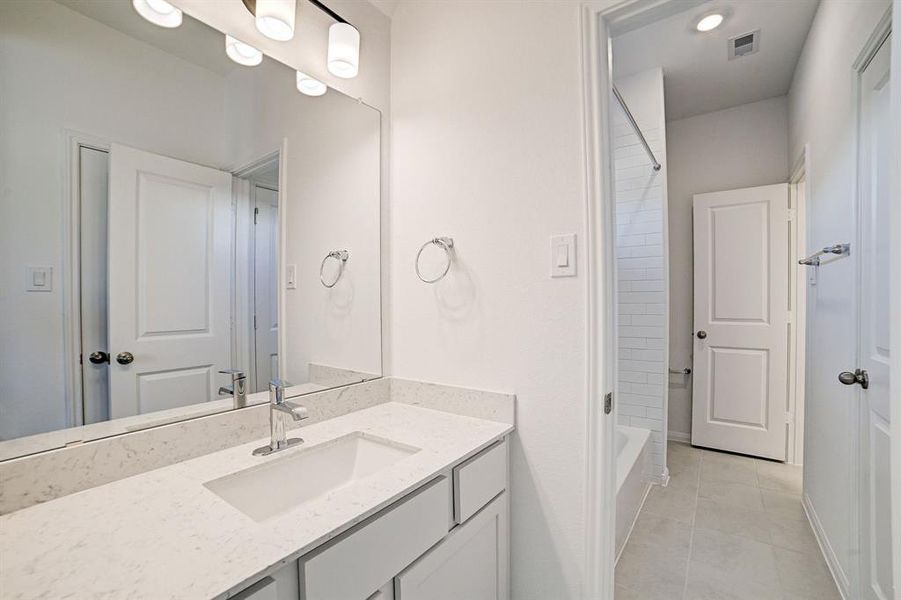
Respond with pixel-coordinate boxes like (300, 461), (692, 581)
(679, 448), (702, 600)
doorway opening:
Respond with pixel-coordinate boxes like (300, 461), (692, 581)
(582, 1), (894, 598)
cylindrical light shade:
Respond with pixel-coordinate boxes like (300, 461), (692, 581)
(225, 35), (263, 66)
(327, 23), (360, 79)
(132, 0), (182, 28)
(296, 71), (327, 96)
(256, 0), (296, 41)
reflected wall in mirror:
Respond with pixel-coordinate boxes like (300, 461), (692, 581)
(0, 0), (381, 457)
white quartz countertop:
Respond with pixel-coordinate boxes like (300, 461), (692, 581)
(0, 403), (513, 599)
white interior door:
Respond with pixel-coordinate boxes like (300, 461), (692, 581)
(79, 146), (110, 425)
(253, 184), (279, 389)
(108, 144), (233, 419)
(857, 33), (892, 600)
(691, 184), (790, 460)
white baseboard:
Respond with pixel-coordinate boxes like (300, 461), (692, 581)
(802, 493), (850, 599)
(667, 431), (691, 443)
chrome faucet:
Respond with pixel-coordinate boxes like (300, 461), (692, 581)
(218, 369), (247, 408)
(253, 379), (308, 456)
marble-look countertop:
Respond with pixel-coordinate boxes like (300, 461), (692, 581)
(0, 403), (512, 599)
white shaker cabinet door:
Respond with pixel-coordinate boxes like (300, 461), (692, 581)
(395, 493), (509, 600)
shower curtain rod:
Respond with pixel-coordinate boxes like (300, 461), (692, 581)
(612, 84), (662, 172)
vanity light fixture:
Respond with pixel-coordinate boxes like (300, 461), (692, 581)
(696, 13), (724, 32)
(226, 35), (263, 66)
(132, 0), (182, 28)
(296, 71), (327, 96)
(255, 0), (297, 41)
(327, 22), (360, 79)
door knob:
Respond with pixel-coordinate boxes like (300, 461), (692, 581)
(838, 369), (869, 390)
(697, 331), (708, 339)
(88, 351), (109, 364)
(116, 351), (135, 365)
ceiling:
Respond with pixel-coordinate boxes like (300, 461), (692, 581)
(57, 0), (238, 76)
(613, 0), (819, 121)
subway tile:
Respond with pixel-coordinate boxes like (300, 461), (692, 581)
(631, 314), (666, 327)
(618, 337), (648, 349)
(630, 280), (665, 292)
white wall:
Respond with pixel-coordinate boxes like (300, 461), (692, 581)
(611, 68), (669, 480)
(0, 1), (230, 440)
(389, 1), (619, 597)
(787, 0), (891, 592)
(665, 97), (789, 437)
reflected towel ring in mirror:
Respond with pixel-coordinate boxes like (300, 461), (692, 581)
(320, 250), (349, 288)
(415, 237), (455, 283)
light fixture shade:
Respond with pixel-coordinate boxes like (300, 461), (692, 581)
(132, 0), (182, 28)
(296, 71), (327, 96)
(256, 0), (296, 41)
(696, 13), (724, 32)
(327, 23), (360, 79)
(226, 35), (263, 66)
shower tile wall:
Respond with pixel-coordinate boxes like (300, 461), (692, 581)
(614, 68), (669, 481)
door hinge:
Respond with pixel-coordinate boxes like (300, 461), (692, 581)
(254, 207), (259, 224)
(604, 392), (613, 415)
(787, 208), (796, 222)
(253, 314), (257, 330)
(785, 411), (793, 424)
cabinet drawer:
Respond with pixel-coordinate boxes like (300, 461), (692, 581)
(299, 477), (450, 600)
(453, 440), (506, 524)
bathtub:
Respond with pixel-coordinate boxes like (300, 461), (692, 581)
(615, 425), (651, 560)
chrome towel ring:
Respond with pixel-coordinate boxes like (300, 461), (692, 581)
(415, 237), (454, 283)
(320, 250), (349, 288)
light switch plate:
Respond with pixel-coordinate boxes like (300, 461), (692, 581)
(27, 266), (53, 292)
(286, 264), (297, 289)
(550, 234), (576, 278)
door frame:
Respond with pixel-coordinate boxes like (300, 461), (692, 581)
(891, 2), (901, 592)
(788, 147), (810, 466)
(63, 130), (111, 429)
(231, 143), (287, 390)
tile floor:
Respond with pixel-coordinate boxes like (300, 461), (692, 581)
(615, 442), (840, 600)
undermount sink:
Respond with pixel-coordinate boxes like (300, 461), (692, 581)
(204, 432), (420, 522)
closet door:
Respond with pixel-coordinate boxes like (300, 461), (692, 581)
(691, 184), (789, 460)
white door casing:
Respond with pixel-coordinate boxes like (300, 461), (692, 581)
(253, 184), (279, 389)
(857, 33), (893, 600)
(108, 144), (233, 418)
(692, 184), (790, 460)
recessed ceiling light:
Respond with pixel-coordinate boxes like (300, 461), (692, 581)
(225, 35), (263, 66)
(696, 13), (724, 32)
(296, 71), (327, 97)
(132, 0), (182, 28)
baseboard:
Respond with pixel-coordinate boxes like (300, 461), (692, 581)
(802, 493), (850, 599)
(667, 430), (691, 443)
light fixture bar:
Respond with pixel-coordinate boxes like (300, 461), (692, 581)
(242, 0), (353, 29)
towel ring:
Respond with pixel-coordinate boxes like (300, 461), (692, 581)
(320, 250), (349, 288)
(415, 237), (454, 283)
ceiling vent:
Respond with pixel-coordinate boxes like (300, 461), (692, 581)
(728, 30), (760, 60)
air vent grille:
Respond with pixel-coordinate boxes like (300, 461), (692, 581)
(728, 29), (760, 60)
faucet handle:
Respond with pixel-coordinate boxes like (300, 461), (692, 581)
(219, 368), (246, 380)
(269, 378), (292, 390)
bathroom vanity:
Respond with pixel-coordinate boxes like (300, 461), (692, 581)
(0, 402), (512, 599)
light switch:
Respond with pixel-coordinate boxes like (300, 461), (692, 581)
(27, 267), (53, 292)
(550, 234), (576, 277)
(286, 264), (297, 289)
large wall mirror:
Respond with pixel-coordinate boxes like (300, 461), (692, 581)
(0, 0), (382, 459)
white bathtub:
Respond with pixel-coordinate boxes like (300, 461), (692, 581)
(615, 425), (651, 560)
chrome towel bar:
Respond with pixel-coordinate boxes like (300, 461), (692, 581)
(320, 249), (349, 288)
(415, 237), (454, 283)
(799, 243), (850, 266)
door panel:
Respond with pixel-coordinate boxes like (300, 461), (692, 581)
(858, 34), (892, 600)
(692, 184), (789, 460)
(108, 144), (232, 419)
(79, 147), (110, 425)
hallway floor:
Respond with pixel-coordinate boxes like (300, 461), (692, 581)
(615, 442), (840, 599)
